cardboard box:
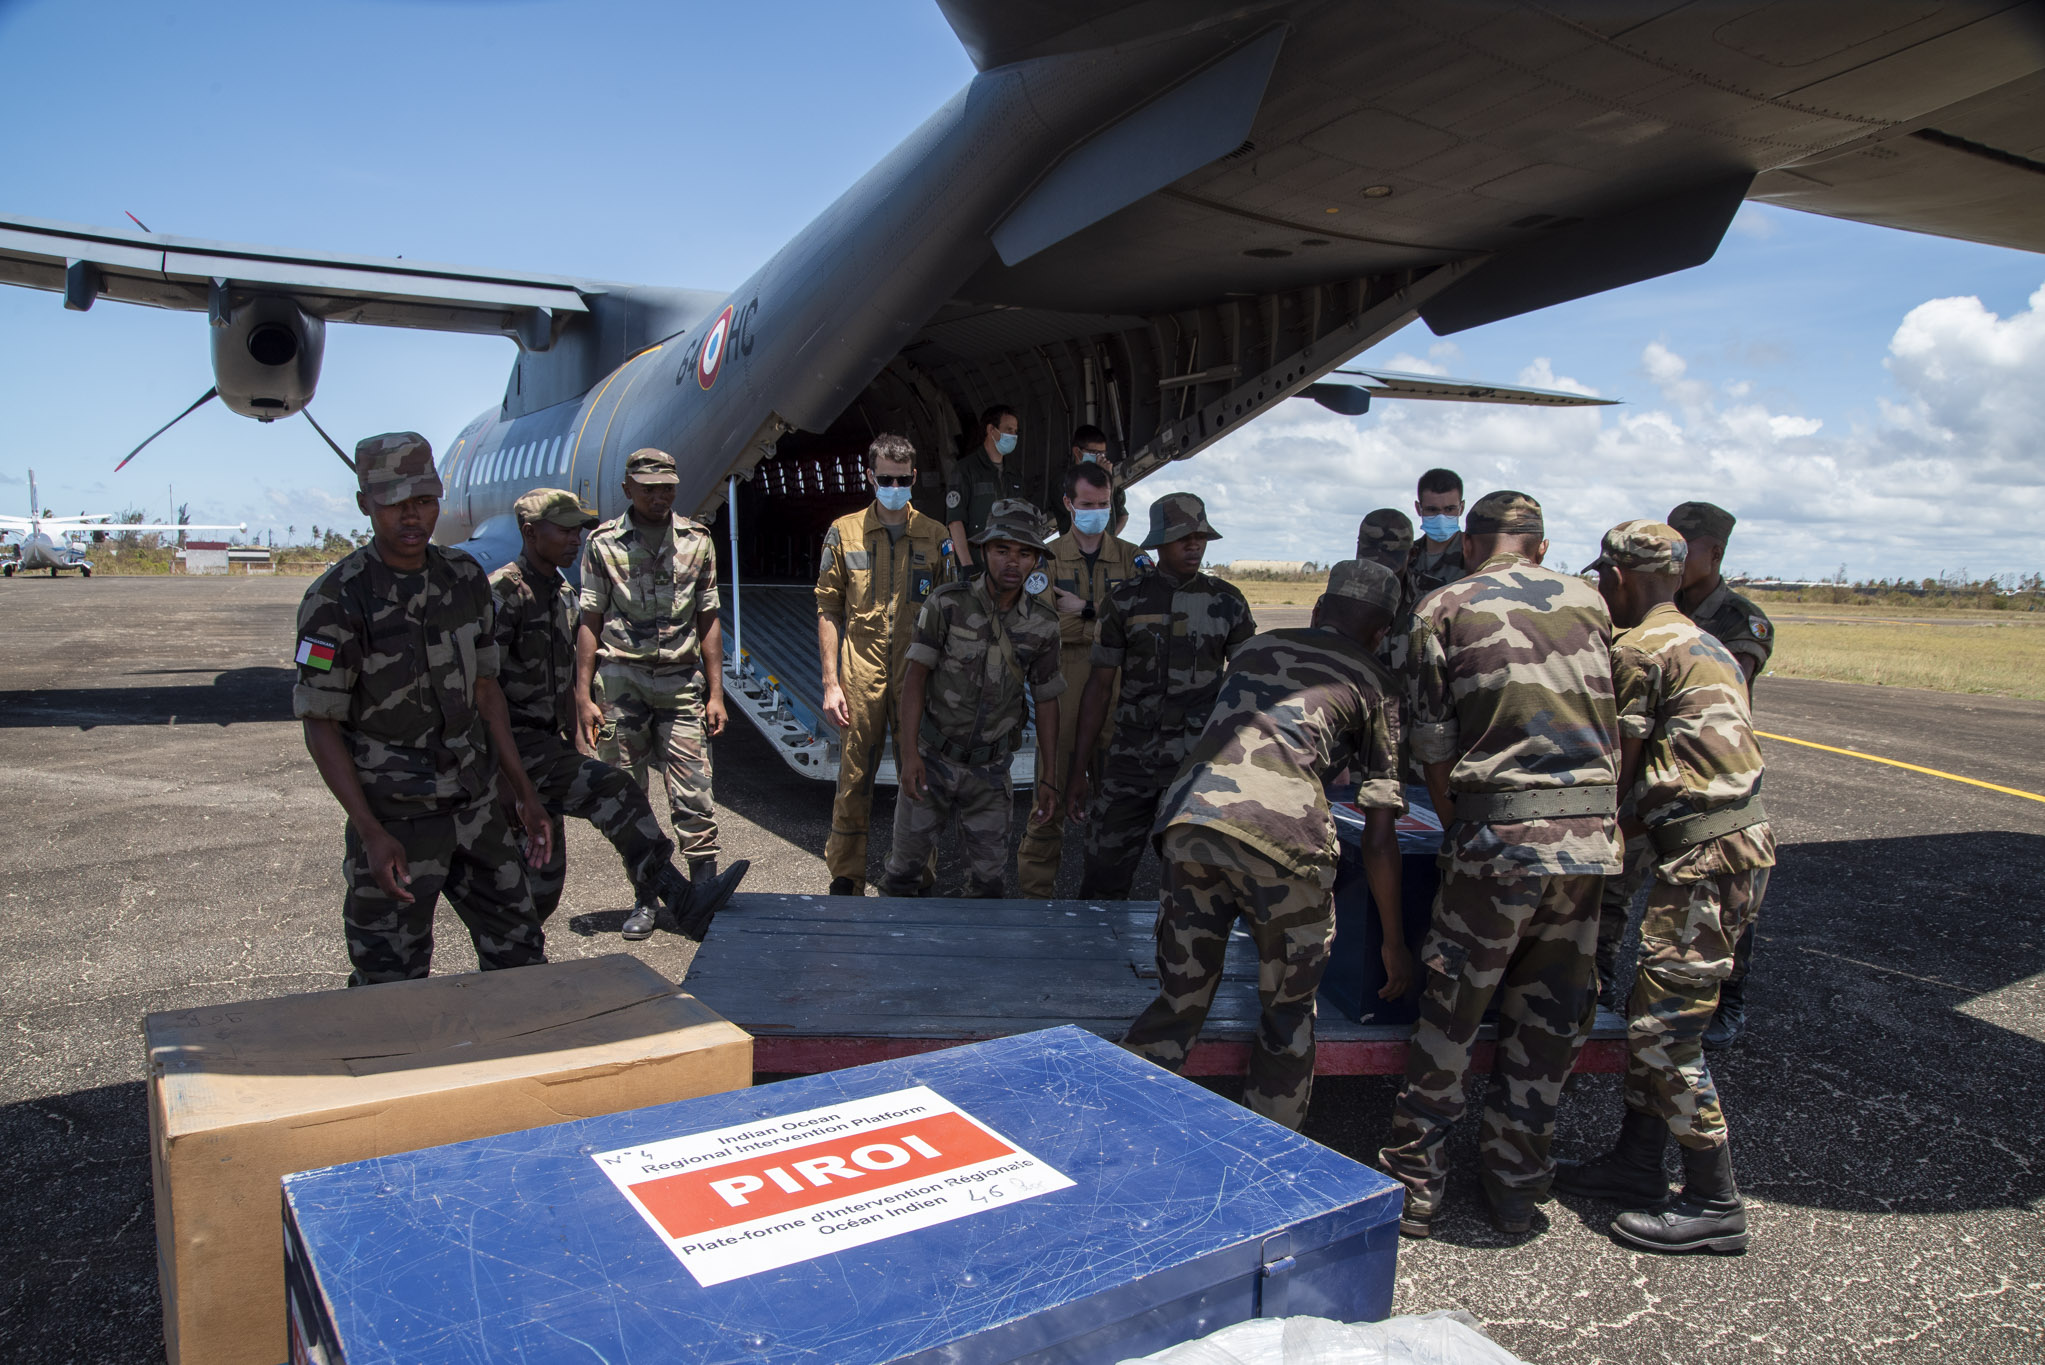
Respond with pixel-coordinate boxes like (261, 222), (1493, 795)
(145, 954), (751, 1365)
(282, 1026), (1401, 1365)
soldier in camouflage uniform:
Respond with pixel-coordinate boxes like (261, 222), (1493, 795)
(1357, 508), (1418, 776)
(816, 433), (948, 896)
(1124, 560), (1412, 1130)
(1405, 467), (1470, 606)
(1067, 493), (1256, 899)
(1014, 460), (1145, 897)
(1670, 500), (1774, 1049)
(575, 448), (748, 938)
(880, 500), (1064, 897)
(1557, 520), (1772, 1255)
(489, 489), (700, 938)
(294, 432), (550, 986)
(1380, 490), (1622, 1238)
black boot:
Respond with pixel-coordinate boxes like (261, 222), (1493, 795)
(1702, 972), (1746, 1050)
(828, 876), (863, 897)
(1554, 1108), (1671, 1205)
(621, 887), (662, 941)
(1611, 1141), (1749, 1254)
(677, 857), (750, 938)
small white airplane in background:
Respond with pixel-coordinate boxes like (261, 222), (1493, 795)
(1, 469), (244, 577)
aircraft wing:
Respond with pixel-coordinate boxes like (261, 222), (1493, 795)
(0, 516), (246, 533)
(0, 213), (599, 341)
(1332, 370), (1617, 407)
(949, 2), (2045, 327)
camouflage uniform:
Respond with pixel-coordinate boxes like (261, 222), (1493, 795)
(1597, 508), (1780, 998)
(1357, 510), (1418, 779)
(579, 452), (723, 860)
(1014, 524), (1144, 896)
(490, 492), (675, 921)
(1080, 495), (1256, 899)
(816, 502), (947, 890)
(1404, 533), (1469, 607)
(880, 503), (1065, 897)
(1380, 491), (1621, 1215)
(293, 432), (545, 986)
(1125, 566), (1404, 1129)
(1605, 531), (1774, 1149)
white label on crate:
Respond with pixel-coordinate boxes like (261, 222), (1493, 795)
(591, 1085), (1075, 1286)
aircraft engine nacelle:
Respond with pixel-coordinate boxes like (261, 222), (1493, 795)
(210, 295), (325, 420)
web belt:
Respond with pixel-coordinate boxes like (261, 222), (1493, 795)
(1648, 792), (1769, 855)
(1452, 785), (1618, 822)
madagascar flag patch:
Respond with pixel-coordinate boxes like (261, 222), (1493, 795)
(295, 637), (337, 672)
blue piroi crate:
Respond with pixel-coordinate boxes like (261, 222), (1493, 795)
(282, 1026), (1401, 1365)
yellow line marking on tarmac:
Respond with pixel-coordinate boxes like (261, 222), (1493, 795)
(1756, 731), (2045, 804)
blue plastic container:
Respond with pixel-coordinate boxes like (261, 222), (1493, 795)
(282, 1026), (1400, 1365)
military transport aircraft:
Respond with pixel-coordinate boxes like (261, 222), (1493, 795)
(0, 471), (243, 578)
(1, 0), (2040, 769)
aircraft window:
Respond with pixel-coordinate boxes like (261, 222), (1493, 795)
(516, 444), (528, 480)
(551, 435), (565, 474)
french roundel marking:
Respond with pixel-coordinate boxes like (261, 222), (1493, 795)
(698, 305), (735, 390)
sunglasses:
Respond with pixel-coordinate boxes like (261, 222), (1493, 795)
(873, 474), (915, 487)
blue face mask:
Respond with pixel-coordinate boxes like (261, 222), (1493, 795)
(994, 432), (1018, 456)
(1420, 514), (1460, 542)
(1071, 508), (1111, 536)
(875, 484), (913, 511)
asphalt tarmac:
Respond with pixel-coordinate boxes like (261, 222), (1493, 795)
(3, 576), (2041, 1363)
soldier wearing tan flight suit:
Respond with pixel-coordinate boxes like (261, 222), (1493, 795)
(816, 433), (947, 896)
(1014, 460), (1144, 896)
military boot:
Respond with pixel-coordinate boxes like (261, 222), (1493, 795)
(1702, 972), (1747, 1049)
(677, 857), (750, 938)
(1481, 1173), (1542, 1237)
(828, 877), (863, 897)
(620, 889), (662, 942)
(1554, 1108), (1671, 1205)
(1611, 1141), (1749, 1254)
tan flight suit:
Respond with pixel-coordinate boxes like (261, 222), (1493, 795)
(1014, 528), (1144, 896)
(816, 503), (947, 889)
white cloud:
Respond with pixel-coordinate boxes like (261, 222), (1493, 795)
(1132, 283), (2045, 581)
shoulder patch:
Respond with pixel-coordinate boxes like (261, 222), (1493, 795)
(1133, 552), (1154, 572)
(1024, 570), (1049, 596)
(945, 489), (961, 510)
(1750, 615), (1772, 641)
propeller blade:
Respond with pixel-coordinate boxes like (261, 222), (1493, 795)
(124, 211), (153, 234)
(300, 407), (358, 475)
(115, 387), (218, 471)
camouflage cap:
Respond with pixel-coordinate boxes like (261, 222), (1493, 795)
(355, 432), (442, 507)
(1355, 508), (1414, 568)
(1465, 489), (1543, 535)
(513, 487), (599, 530)
(1586, 519), (1688, 577)
(1668, 500), (1736, 544)
(1322, 558), (1401, 615)
(970, 497), (1054, 553)
(1141, 491), (1222, 549)
(624, 448), (680, 486)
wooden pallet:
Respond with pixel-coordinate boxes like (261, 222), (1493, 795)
(687, 893), (1627, 1076)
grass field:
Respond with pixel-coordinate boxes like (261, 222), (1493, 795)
(1216, 572), (2045, 700)
(1768, 612), (2045, 700)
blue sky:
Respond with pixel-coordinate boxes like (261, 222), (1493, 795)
(2, 0), (2040, 579)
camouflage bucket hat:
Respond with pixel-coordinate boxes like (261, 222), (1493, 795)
(1668, 500), (1736, 543)
(970, 497), (1054, 553)
(355, 432), (442, 507)
(1585, 519), (1688, 576)
(1355, 508), (1414, 567)
(1141, 491), (1222, 549)
(1465, 489), (1543, 535)
(1322, 558), (1401, 615)
(624, 448), (680, 486)
(513, 487), (599, 530)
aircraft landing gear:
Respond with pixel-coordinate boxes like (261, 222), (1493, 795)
(80, 564), (92, 577)
(49, 566), (59, 577)
(2, 563), (13, 577)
